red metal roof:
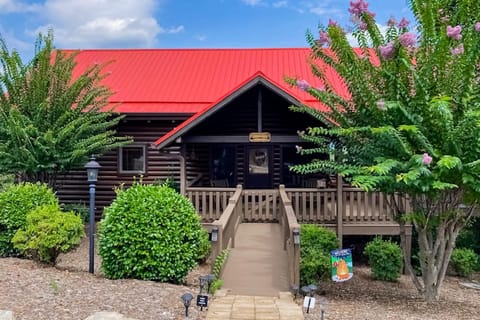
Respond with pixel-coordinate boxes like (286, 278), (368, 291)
(70, 48), (348, 114)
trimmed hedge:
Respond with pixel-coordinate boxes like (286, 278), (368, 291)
(364, 237), (403, 281)
(451, 248), (479, 278)
(0, 183), (58, 257)
(12, 205), (85, 263)
(99, 183), (210, 283)
(300, 224), (339, 285)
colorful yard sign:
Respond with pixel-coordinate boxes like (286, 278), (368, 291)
(331, 249), (353, 282)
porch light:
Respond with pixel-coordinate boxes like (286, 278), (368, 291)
(291, 284), (299, 299)
(293, 228), (300, 245)
(301, 284), (316, 314)
(199, 275), (209, 294)
(84, 155), (101, 274)
(301, 285), (311, 297)
(199, 273), (216, 294)
(211, 226), (219, 242)
(180, 292), (194, 317)
(206, 274), (216, 293)
(307, 284), (318, 295)
(85, 156), (101, 182)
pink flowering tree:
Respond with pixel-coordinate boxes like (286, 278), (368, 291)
(288, 0), (480, 301)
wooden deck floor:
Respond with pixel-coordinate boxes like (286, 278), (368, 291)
(221, 223), (289, 297)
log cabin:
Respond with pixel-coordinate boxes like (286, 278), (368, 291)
(56, 48), (412, 275)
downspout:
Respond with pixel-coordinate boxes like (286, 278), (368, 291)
(158, 152), (186, 195)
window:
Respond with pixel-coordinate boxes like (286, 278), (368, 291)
(211, 145), (235, 186)
(119, 145), (146, 174)
(248, 148), (269, 174)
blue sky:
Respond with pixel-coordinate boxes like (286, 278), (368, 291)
(0, 0), (414, 60)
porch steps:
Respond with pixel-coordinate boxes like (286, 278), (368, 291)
(221, 223), (289, 296)
(206, 291), (304, 320)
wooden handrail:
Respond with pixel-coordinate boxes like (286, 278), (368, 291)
(208, 185), (243, 262)
(278, 184), (300, 288)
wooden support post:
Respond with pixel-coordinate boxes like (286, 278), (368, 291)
(293, 240), (300, 286)
(336, 174), (344, 248)
(404, 226), (413, 275)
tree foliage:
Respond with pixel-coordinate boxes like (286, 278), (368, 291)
(289, 0), (480, 301)
(0, 31), (131, 188)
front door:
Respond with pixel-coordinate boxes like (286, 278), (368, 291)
(244, 146), (272, 188)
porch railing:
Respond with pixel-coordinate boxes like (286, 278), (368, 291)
(285, 187), (405, 224)
(279, 185), (301, 288)
(186, 186), (236, 222)
(241, 189), (279, 222)
(286, 188), (337, 224)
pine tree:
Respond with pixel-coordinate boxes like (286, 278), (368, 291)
(288, 0), (480, 301)
(0, 31), (131, 188)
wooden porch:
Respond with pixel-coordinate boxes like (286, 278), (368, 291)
(189, 183), (412, 289)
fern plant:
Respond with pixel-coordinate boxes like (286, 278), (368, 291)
(288, 0), (480, 301)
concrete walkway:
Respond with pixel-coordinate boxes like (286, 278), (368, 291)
(206, 291), (304, 320)
(221, 223), (289, 296)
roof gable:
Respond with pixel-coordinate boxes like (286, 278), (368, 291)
(153, 72), (312, 148)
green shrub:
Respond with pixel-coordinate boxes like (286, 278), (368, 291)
(12, 205), (85, 263)
(456, 217), (480, 255)
(99, 183), (211, 283)
(62, 202), (89, 224)
(0, 174), (13, 191)
(213, 249), (230, 279)
(451, 248), (479, 278)
(364, 237), (403, 281)
(0, 182), (58, 257)
(300, 251), (331, 285)
(209, 279), (224, 294)
(300, 224), (339, 285)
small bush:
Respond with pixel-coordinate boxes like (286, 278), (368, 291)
(213, 249), (230, 279)
(99, 183), (210, 283)
(300, 251), (331, 285)
(300, 224), (339, 285)
(0, 174), (13, 191)
(456, 217), (480, 255)
(364, 237), (403, 281)
(12, 205), (85, 263)
(209, 279), (224, 294)
(451, 248), (479, 278)
(62, 202), (89, 224)
(0, 183), (58, 257)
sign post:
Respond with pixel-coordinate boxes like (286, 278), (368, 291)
(196, 294), (208, 311)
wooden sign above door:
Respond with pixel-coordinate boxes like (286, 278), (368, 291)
(249, 132), (271, 142)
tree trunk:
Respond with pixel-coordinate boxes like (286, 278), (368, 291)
(398, 191), (474, 302)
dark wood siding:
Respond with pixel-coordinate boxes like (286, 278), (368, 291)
(56, 115), (189, 215)
(187, 85), (318, 136)
(185, 143), (210, 186)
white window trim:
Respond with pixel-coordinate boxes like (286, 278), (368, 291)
(119, 145), (146, 174)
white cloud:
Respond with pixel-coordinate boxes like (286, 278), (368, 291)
(0, 24), (31, 57)
(346, 23), (389, 47)
(32, 0), (182, 49)
(309, 6), (341, 16)
(195, 35), (207, 42)
(273, 1), (287, 8)
(0, 0), (39, 13)
(166, 25), (185, 34)
(241, 0), (264, 6)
